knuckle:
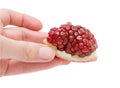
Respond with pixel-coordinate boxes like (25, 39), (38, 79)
(0, 36), (4, 58)
(22, 43), (30, 60)
(0, 59), (9, 77)
(21, 29), (29, 41)
(21, 29), (26, 41)
(22, 42), (33, 61)
(0, 29), (7, 37)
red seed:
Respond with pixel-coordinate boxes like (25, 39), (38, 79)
(60, 31), (66, 39)
(72, 26), (78, 32)
(63, 38), (68, 45)
(82, 39), (88, 45)
(69, 30), (74, 35)
(76, 35), (82, 41)
(69, 36), (74, 42)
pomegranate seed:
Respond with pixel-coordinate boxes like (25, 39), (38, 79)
(76, 35), (82, 41)
(69, 30), (74, 35)
(69, 36), (74, 42)
(72, 26), (78, 32)
(74, 32), (79, 37)
(82, 39), (88, 45)
(63, 38), (68, 45)
(60, 31), (66, 39)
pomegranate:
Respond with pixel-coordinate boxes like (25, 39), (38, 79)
(44, 22), (98, 62)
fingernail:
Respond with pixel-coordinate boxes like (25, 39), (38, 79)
(38, 47), (55, 62)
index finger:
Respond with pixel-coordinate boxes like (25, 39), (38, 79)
(0, 9), (42, 31)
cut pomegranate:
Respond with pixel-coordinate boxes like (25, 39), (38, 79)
(44, 22), (98, 62)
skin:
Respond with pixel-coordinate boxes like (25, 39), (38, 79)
(0, 9), (70, 76)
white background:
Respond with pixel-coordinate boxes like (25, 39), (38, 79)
(0, 0), (120, 88)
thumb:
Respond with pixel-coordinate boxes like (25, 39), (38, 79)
(0, 35), (55, 62)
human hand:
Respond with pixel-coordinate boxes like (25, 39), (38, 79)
(0, 9), (70, 76)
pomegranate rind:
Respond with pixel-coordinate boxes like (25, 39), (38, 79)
(43, 39), (97, 62)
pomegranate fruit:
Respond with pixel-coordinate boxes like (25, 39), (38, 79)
(44, 22), (98, 62)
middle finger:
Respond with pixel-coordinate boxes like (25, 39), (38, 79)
(0, 27), (47, 43)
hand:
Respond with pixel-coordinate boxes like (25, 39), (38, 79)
(0, 9), (69, 76)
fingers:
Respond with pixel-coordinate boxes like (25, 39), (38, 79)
(1, 27), (47, 43)
(0, 8), (42, 31)
(3, 58), (70, 76)
(0, 35), (55, 62)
